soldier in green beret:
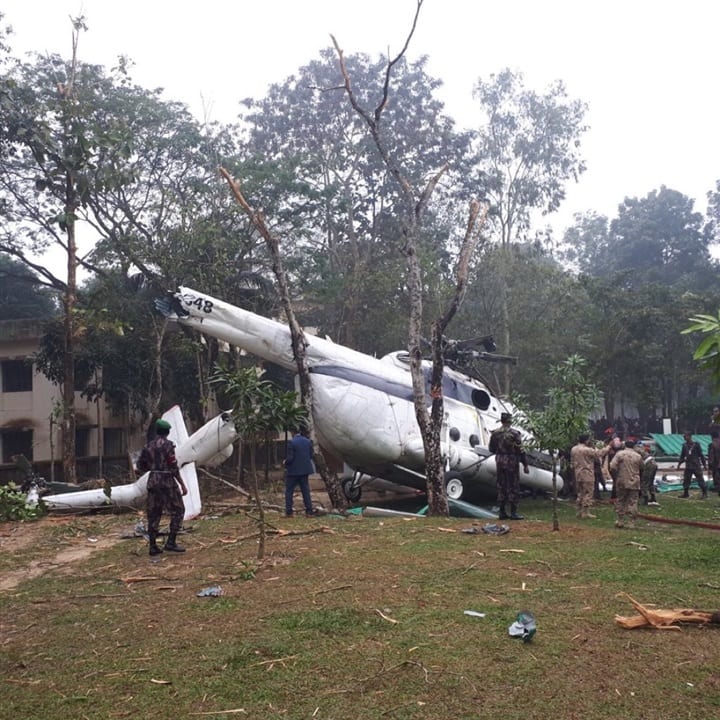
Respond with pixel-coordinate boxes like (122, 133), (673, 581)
(136, 418), (188, 555)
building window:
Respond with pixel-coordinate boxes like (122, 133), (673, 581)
(76, 427), (91, 458)
(1, 429), (33, 463)
(103, 428), (126, 456)
(1, 359), (33, 393)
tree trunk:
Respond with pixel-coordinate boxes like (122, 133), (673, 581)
(62, 179), (78, 484)
(220, 169), (348, 512)
(551, 451), (560, 531)
(249, 441), (266, 560)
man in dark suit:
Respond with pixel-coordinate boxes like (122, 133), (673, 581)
(284, 426), (316, 517)
(677, 431), (708, 499)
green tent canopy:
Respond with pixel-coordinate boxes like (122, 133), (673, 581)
(650, 433), (711, 458)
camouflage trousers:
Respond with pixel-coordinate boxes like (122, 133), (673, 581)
(495, 466), (520, 506)
(641, 467), (657, 501)
(575, 477), (595, 514)
(146, 473), (184, 535)
(615, 487), (639, 527)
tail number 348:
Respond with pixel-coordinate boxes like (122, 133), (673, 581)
(181, 293), (214, 314)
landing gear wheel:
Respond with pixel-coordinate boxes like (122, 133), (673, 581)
(444, 472), (465, 501)
(342, 478), (362, 503)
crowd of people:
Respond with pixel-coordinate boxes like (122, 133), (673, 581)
(134, 409), (720, 555)
(560, 427), (720, 531)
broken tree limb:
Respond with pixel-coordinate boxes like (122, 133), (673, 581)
(615, 593), (720, 629)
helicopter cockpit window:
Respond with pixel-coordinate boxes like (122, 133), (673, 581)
(471, 388), (491, 410)
(422, 369), (492, 409)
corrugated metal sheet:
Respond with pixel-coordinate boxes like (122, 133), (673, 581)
(650, 433), (711, 458)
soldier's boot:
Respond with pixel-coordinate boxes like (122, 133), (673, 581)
(497, 504), (509, 520)
(148, 532), (163, 556)
(699, 479), (708, 499)
(164, 532), (186, 553)
(509, 504), (524, 520)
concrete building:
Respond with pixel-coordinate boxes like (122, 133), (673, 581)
(0, 319), (142, 482)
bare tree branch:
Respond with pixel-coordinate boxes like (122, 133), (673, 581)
(218, 166), (348, 511)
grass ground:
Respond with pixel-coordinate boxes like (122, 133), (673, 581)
(2, 482), (720, 720)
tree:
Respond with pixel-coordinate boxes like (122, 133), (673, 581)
(0, 254), (57, 318)
(220, 168), (350, 512)
(454, 242), (589, 406)
(239, 45), (474, 352)
(332, 0), (487, 515)
(520, 355), (602, 531)
(209, 364), (306, 560)
(0, 18), (104, 482)
(560, 191), (719, 430)
(472, 68), (588, 394)
(570, 187), (714, 287)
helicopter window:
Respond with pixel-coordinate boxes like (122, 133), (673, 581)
(423, 370), (464, 402)
(449, 427), (461, 441)
(469, 434), (480, 447)
(471, 388), (491, 410)
(422, 368), (492, 410)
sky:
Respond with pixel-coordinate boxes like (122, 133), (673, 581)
(3, 0), (720, 245)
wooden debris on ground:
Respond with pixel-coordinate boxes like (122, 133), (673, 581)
(615, 592), (720, 630)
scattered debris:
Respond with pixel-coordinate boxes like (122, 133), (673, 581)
(197, 585), (224, 597)
(375, 608), (399, 624)
(508, 610), (536, 642)
(463, 610), (486, 618)
(481, 523), (510, 536)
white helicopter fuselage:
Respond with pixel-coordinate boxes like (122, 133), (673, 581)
(171, 287), (559, 499)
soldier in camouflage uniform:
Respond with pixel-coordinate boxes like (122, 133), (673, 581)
(489, 412), (529, 520)
(638, 444), (659, 506)
(610, 439), (643, 529)
(570, 433), (609, 519)
(136, 418), (188, 556)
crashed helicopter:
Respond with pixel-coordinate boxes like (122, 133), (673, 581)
(158, 287), (559, 503)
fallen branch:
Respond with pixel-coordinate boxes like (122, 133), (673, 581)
(313, 584), (353, 595)
(198, 468), (252, 498)
(375, 608), (399, 624)
(615, 592), (720, 629)
(636, 513), (720, 531)
(120, 576), (159, 584)
(190, 710), (247, 716)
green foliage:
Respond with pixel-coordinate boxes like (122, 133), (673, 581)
(473, 67), (588, 245)
(240, 49), (474, 349)
(683, 311), (720, 391)
(0, 483), (45, 521)
(208, 364), (306, 438)
(566, 187), (712, 287)
(520, 355), (602, 453)
(0, 254), (58, 318)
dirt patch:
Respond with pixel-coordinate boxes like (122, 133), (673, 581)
(0, 535), (119, 592)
